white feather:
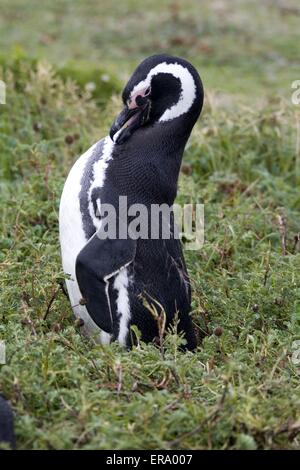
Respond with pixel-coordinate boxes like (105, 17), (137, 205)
(59, 136), (133, 346)
(88, 137), (114, 230)
(59, 143), (99, 336)
(113, 269), (131, 346)
(130, 62), (196, 122)
(59, 139), (113, 342)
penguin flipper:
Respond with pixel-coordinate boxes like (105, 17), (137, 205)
(76, 234), (136, 333)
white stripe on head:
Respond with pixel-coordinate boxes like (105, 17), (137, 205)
(130, 62), (196, 122)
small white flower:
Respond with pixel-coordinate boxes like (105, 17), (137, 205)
(100, 74), (110, 83)
(85, 81), (96, 92)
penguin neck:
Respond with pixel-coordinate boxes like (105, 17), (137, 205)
(112, 119), (193, 205)
(139, 120), (191, 161)
(143, 119), (192, 172)
(132, 121), (191, 204)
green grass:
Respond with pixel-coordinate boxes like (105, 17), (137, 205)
(0, 0), (300, 450)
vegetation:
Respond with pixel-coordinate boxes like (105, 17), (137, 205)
(0, 0), (299, 449)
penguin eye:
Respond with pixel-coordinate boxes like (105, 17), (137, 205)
(144, 87), (151, 96)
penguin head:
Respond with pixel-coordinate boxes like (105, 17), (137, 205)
(110, 54), (204, 145)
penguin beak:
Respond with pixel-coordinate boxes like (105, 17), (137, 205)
(110, 98), (150, 145)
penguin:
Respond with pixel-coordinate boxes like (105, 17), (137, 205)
(59, 54), (204, 350)
(0, 396), (15, 449)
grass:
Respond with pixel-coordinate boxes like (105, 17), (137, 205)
(0, 0), (300, 450)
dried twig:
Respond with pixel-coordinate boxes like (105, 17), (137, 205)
(58, 280), (69, 298)
(141, 293), (166, 359)
(277, 214), (287, 256)
(263, 251), (271, 286)
(114, 360), (123, 393)
(43, 287), (60, 320)
(292, 233), (300, 253)
(20, 298), (37, 336)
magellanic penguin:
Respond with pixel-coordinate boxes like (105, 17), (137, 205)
(59, 54), (204, 350)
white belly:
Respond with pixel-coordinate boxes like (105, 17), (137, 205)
(59, 137), (132, 345)
(59, 142), (110, 343)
